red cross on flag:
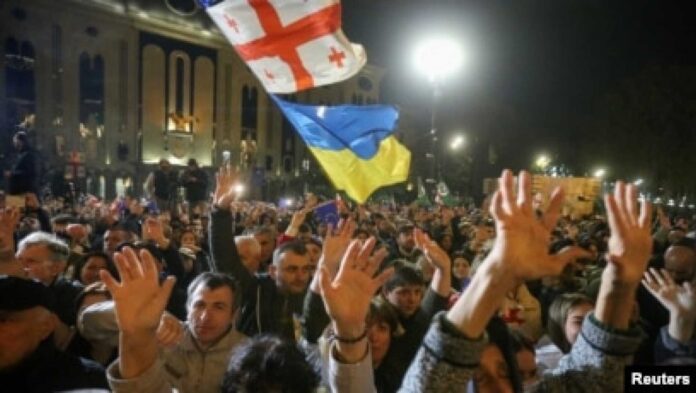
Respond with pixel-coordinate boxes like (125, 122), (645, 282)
(206, 0), (367, 93)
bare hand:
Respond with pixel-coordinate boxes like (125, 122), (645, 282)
(319, 218), (357, 278)
(487, 170), (585, 282)
(155, 312), (183, 348)
(643, 268), (696, 320)
(318, 237), (393, 335)
(0, 207), (20, 252)
(603, 182), (652, 287)
(213, 166), (238, 209)
(100, 247), (176, 335)
(414, 228), (451, 271)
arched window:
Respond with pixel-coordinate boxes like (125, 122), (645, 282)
(5, 37), (36, 127)
(79, 53), (105, 137)
(241, 85), (258, 133)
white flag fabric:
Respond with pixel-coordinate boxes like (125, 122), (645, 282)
(206, 0), (367, 93)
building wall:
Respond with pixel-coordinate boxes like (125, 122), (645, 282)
(1, 0), (385, 199)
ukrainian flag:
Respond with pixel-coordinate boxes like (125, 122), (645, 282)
(271, 95), (411, 203)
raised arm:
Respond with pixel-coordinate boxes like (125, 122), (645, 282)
(400, 170), (585, 392)
(318, 237), (393, 393)
(643, 268), (696, 362)
(303, 219), (356, 343)
(208, 166), (252, 291)
(100, 247), (176, 392)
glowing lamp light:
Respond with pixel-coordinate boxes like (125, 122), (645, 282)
(414, 37), (464, 82)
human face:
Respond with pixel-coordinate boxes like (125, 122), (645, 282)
(17, 245), (63, 285)
(564, 302), (593, 346)
(439, 235), (452, 251)
(664, 246), (696, 284)
(180, 232), (197, 248)
(187, 284), (235, 347)
(305, 242), (321, 275)
(80, 256), (108, 285)
(0, 307), (55, 370)
(104, 230), (128, 256)
(516, 349), (538, 387)
(255, 232), (275, 263)
(271, 251), (311, 294)
(385, 284), (423, 318)
(475, 344), (513, 393)
(368, 320), (391, 367)
(397, 231), (415, 252)
(452, 257), (471, 280)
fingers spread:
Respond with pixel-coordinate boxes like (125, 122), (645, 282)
(517, 171), (533, 216)
(542, 187), (564, 231)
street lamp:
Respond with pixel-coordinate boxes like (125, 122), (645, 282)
(593, 168), (607, 179)
(535, 154), (551, 172)
(413, 36), (464, 185)
(450, 134), (466, 150)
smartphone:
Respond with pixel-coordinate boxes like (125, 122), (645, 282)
(222, 150), (231, 166)
(5, 194), (26, 209)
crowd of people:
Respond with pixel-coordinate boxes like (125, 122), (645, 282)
(1, 155), (695, 392)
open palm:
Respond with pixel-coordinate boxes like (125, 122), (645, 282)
(319, 237), (393, 330)
(643, 268), (696, 319)
(488, 170), (585, 281)
(100, 247), (176, 335)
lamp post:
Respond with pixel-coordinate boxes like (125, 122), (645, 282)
(413, 37), (464, 188)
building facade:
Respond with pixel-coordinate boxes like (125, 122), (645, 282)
(0, 0), (385, 199)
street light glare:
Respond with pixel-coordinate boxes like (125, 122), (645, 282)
(633, 178), (644, 186)
(414, 37), (464, 81)
(535, 154), (551, 169)
(593, 168), (607, 178)
(450, 134), (465, 150)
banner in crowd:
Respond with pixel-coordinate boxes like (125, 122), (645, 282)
(270, 95), (411, 203)
(203, 0), (366, 93)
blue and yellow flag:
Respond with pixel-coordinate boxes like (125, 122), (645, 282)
(271, 95), (411, 203)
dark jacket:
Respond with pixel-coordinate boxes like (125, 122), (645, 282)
(180, 167), (208, 203)
(0, 340), (108, 393)
(153, 169), (177, 200)
(50, 276), (84, 326)
(8, 148), (37, 195)
(379, 288), (448, 393)
(210, 207), (303, 341)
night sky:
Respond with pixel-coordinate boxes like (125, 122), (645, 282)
(341, 0), (696, 180)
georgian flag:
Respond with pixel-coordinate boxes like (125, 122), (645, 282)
(204, 0), (367, 93)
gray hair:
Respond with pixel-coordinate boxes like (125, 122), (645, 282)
(17, 232), (70, 263)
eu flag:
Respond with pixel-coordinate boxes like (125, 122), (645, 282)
(270, 95), (411, 203)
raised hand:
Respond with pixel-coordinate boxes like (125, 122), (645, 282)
(603, 181), (652, 287)
(319, 218), (357, 278)
(0, 207), (20, 254)
(143, 217), (169, 248)
(487, 170), (584, 282)
(643, 268), (696, 320)
(318, 237), (393, 338)
(414, 228), (451, 272)
(99, 247), (176, 336)
(213, 165), (238, 209)
(156, 312), (184, 348)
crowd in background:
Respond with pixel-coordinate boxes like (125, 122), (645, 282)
(1, 149), (695, 392)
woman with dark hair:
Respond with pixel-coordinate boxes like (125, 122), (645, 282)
(72, 251), (116, 286)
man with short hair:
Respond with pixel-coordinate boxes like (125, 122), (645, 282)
(87, 270), (247, 393)
(378, 229), (452, 392)
(663, 239), (696, 284)
(234, 235), (261, 273)
(0, 275), (107, 391)
(211, 167), (311, 340)
(102, 224), (135, 258)
(16, 232), (83, 329)
(388, 224), (422, 263)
